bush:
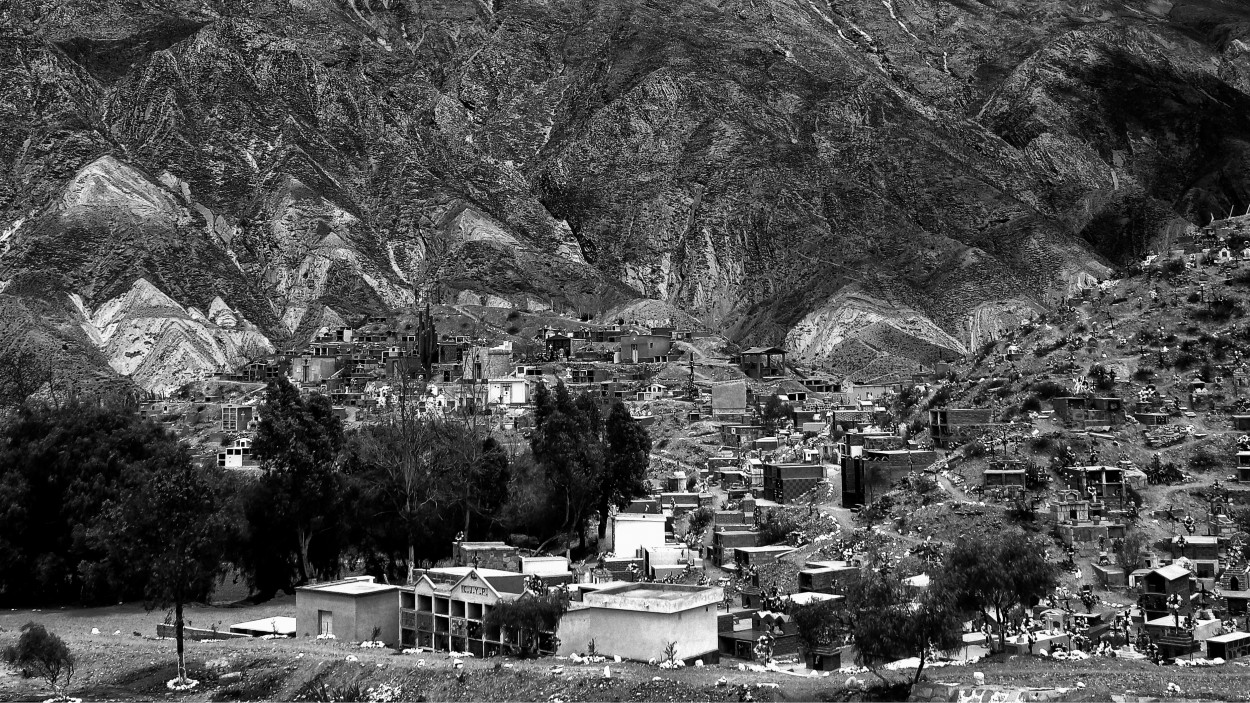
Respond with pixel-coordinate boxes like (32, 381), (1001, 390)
(910, 473), (939, 496)
(1195, 299), (1243, 322)
(1088, 364), (1116, 391)
(1029, 381), (1067, 400)
(1033, 339), (1066, 357)
(1021, 395), (1042, 413)
(1187, 292), (1202, 304)
(294, 677), (367, 702)
(1030, 436), (1055, 453)
(481, 593), (568, 657)
(506, 310), (521, 320)
(757, 509), (802, 546)
(506, 325), (521, 335)
(684, 507), (714, 544)
(1161, 258), (1185, 276)
(1173, 352), (1199, 370)
(791, 599), (846, 652)
(13, 623), (74, 696)
(1133, 367), (1155, 382)
(925, 385), (953, 410)
(1189, 449), (1221, 471)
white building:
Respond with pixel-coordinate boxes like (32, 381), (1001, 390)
(557, 583), (723, 664)
(488, 378), (529, 406)
(611, 512), (667, 556)
(217, 437), (255, 469)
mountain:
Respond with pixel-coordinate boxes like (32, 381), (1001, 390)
(3, 0), (1250, 390)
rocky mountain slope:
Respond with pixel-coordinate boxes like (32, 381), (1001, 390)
(3, 0), (1250, 389)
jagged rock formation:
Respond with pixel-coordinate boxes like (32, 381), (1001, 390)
(71, 279), (271, 393)
(2, 0), (1250, 387)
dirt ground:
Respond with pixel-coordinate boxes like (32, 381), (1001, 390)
(7, 600), (1250, 701)
(0, 598), (840, 702)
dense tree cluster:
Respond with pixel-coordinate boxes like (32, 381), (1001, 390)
(0, 376), (652, 608)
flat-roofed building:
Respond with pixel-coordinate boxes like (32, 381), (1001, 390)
(556, 583), (723, 664)
(297, 576), (399, 645)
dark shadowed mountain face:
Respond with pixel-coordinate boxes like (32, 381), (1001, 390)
(2, 0), (1250, 389)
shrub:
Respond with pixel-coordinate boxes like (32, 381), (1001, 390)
(1088, 364), (1116, 391)
(506, 325), (521, 335)
(1161, 258), (1185, 276)
(1187, 292), (1202, 304)
(1021, 395), (1042, 413)
(294, 677), (367, 702)
(1030, 436), (1055, 453)
(1195, 299), (1243, 322)
(925, 386), (953, 410)
(506, 310), (521, 321)
(911, 473), (939, 496)
(791, 599), (846, 652)
(1029, 381), (1067, 400)
(684, 507), (714, 544)
(1189, 449), (1221, 471)
(1133, 367), (1155, 382)
(481, 593), (568, 657)
(13, 623), (74, 697)
(1173, 352), (1199, 370)
(1033, 339), (1066, 357)
(757, 509), (802, 546)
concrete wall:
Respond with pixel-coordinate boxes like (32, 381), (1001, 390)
(156, 624), (249, 641)
(356, 591), (400, 645)
(612, 515), (666, 555)
(556, 604), (719, 662)
(296, 590), (400, 645)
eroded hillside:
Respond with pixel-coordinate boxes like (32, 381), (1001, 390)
(3, 0), (1250, 389)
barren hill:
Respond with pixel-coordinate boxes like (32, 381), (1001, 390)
(3, 0), (1250, 388)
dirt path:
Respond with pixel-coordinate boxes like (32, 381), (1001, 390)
(937, 472), (971, 502)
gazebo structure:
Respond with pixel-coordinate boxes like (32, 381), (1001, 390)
(740, 346), (787, 380)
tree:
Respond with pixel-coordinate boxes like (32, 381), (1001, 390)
(93, 444), (231, 685)
(481, 592), (568, 657)
(595, 402), (651, 541)
(0, 403), (182, 605)
(529, 383), (604, 554)
(250, 376), (346, 584)
(844, 566), (963, 690)
(684, 507), (715, 548)
(11, 623), (74, 698)
(761, 395), (791, 434)
(942, 530), (1059, 649)
(1115, 529), (1150, 573)
(791, 598), (846, 655)
(440, 419), (512, 540)
(346, 419), (449, 582)
(526, 384), (653, 554)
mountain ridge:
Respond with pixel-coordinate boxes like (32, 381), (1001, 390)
(3, 0), (1250, 390)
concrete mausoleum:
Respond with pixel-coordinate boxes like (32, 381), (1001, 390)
(611, 512), (667, 555)
(296, 576), (400, 645)
(557, 583), (723, 664)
